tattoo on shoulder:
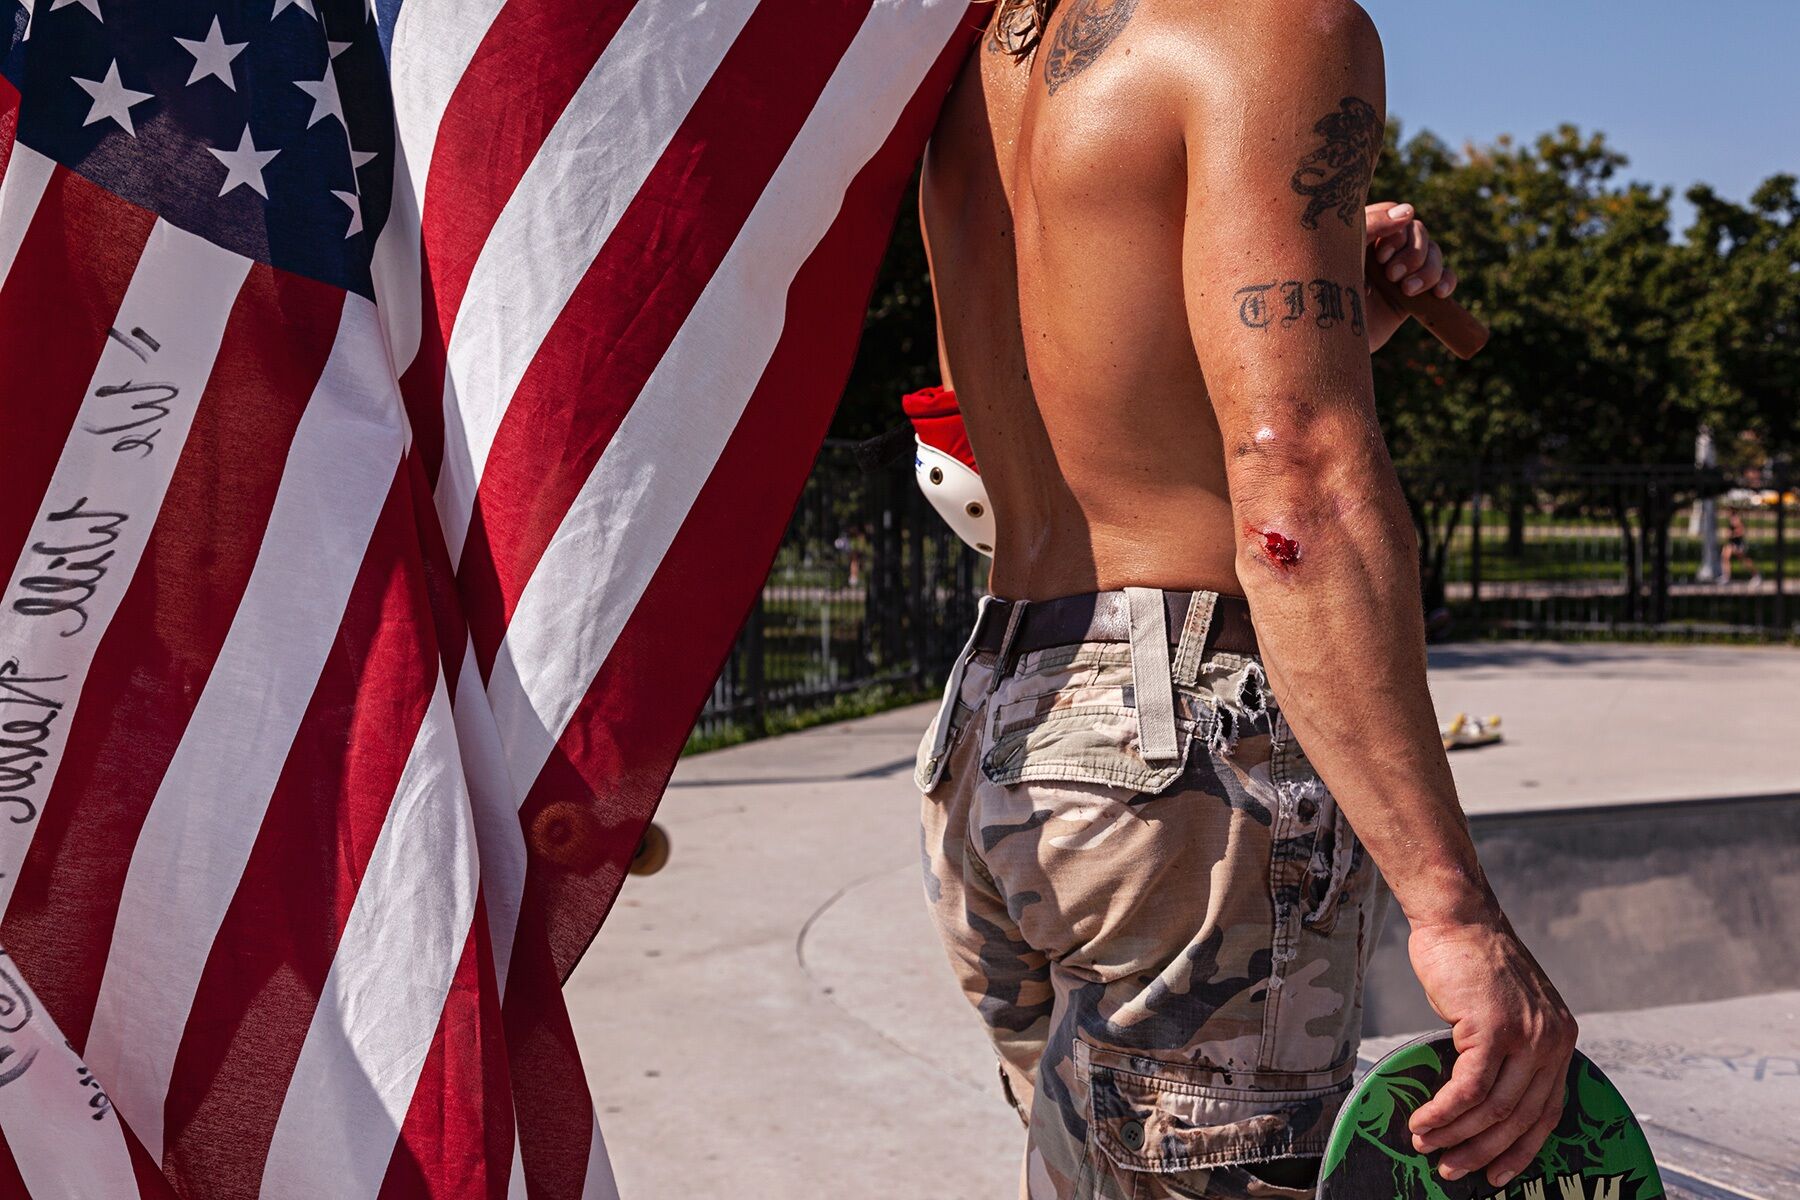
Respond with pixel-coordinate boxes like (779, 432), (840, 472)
(1042, 0), (1139, 95)
(990, 0), (1046, 56)
(1289, 96), (1382, 230)
(1233, 277), (1366, 339)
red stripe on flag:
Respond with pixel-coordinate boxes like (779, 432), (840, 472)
(0, 168), (156, 569)
(406, 448), (469, 695)
(0, 267), (345, 1048)
(501, 921), (595, 1200)
(399, 0), (637, 483)
(0, 71), (19, 182)
(513, 7), (985, 979)
(159, 467), (436, 1199)
(377, 902), (512, 1200)
(126, 1124), (180, 1199)
(418, 0), (636, 334)
(0, 1133), (26, 1197)
(457, 0), (876, 679)
(397, 267), (447, 483)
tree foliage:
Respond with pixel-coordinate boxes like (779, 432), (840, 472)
(841, 125), (1797, 460)
(833, 123), (1799, 602)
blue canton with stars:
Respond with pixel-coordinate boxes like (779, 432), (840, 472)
(3, 0), (398, 298)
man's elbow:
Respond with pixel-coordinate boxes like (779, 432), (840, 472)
(1227, 424), (1414, 577)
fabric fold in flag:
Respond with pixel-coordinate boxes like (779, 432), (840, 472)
(0, 0), (984, 1193)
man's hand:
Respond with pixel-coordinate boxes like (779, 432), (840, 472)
(1406, 915), (1579, 1189)
(1363, 201), (1457, 349)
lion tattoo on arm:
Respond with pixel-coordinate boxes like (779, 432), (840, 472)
(1290, 96), (1382, 230)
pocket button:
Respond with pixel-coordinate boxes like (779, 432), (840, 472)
(1119, 1118), (1146, 1152)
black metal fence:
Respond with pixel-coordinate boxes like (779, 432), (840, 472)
(693, 456), (1795, 742)
(691, 441), (983, 742)
(1422, 463), (1793, 639)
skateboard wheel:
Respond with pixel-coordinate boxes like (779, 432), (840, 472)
(630, 822), (671, 876)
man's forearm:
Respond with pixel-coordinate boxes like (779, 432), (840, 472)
(1230, 422), (1499, 929)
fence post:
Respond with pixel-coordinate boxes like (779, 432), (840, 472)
(907, 484), (928, 688)
(1776, 470), (1789, 634)
(747, 592), (767, 739)
(1650, 483), (1671, 627)
(1469, 463), (1483, 625)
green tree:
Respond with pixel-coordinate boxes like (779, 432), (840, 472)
(1684, 174), (1800, 461)
(832, 170), (938, 442)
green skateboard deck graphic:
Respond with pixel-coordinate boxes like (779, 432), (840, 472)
(1318, 1031), (1663, 1200)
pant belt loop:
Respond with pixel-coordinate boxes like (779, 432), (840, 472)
(1125, 587), (1179, 762)
(1170, 590), (1220, 687)
(980, 598), (1029, 748)
(926, 594), (994, 771)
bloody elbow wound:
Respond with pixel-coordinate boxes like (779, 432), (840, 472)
(1246, 526), (1302, 568)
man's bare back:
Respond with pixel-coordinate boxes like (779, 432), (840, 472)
(919, 2), (1576, 1191)
(925, 0), (1403, 600)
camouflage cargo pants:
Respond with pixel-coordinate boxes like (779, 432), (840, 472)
(917, 590), (1383, 1199)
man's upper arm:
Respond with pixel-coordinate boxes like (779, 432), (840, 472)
(1178, 1), (1386, 468)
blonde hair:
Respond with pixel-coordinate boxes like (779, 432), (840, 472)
(987, 0), (1059, 60)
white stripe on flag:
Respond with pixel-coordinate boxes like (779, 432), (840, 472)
(0, 223), (249, 920)
(0, 144), (54, 291)
(259, 678), (478, 1200)
(386, 0), (506, 248)
(81, 297), (406, 1160)
(453, 637), (528, 990)
(371, 0), (506, 379)
(581, 1110), (621, 1200)
(0, 948), (143, 1200)
(507, 1124), (527, 1199)
(431, 0), (761, 566)
(483, 0), (967, 792)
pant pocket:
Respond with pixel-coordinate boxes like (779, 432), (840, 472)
(1077, 1039), (1350, 1181)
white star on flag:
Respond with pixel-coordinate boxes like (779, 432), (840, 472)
(207, 127), (280, 198)
(328, 40), (352, 60)
(73, 61), (153, 136)
(174, 17), (248, 91)
(349, 147), (378, 172)
(331, 189), (363, 237)
(270, 0), (318, 19)
(49, 0), (103, 21)
(294, 74), (345, 130)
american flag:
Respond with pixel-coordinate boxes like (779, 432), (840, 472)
(0, 0), (980, 1194)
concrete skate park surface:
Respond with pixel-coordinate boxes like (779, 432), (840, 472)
(570, 643), (1800, 1198)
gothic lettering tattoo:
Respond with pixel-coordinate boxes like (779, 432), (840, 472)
(1233, 279), (1367, 337)
(1279, 281), (1306, 328)
(1308, 279), (1346, 329)
(1290, 96), (1382, 229)
(1234, 284), (1275, 328)
(1043, 0), (1138, 95)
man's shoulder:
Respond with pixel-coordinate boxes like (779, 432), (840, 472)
(1130, 0), (1381, 95)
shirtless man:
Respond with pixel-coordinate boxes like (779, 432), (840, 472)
(911, 2), (1576, 1197)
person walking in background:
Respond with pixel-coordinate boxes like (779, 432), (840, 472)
(1721, 507), (1762, 585)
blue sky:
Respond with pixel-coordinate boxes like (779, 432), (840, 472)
(1360, 0), (1799, 232)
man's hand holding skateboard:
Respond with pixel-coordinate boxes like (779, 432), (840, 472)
(1350, 201), (1578, 1189)
(1406, 902), (1579, 1189)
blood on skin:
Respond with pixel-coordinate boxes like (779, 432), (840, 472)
(1247, 526), (1302, 567)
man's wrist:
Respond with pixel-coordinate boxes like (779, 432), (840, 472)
(1393, 861), (1504, 931)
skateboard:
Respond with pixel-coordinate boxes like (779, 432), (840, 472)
(1318, 1030), (1664, 1200)
(1441, 713), (1503, 751)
